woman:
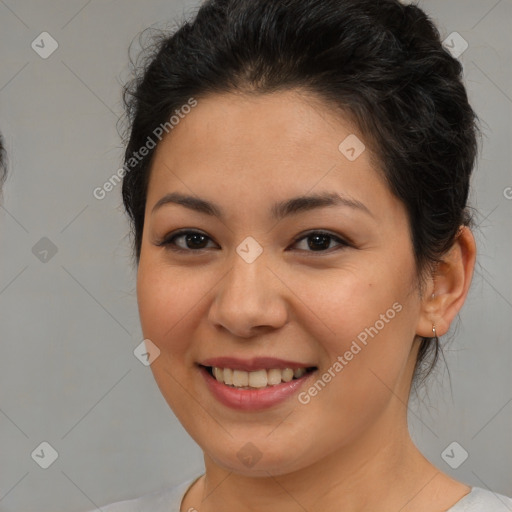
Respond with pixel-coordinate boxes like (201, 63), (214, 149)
(90, 0), (512, 510)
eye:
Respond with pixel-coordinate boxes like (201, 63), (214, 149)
(157, 229), (350, 255)
(156, 230), (217, 253)
(291, 231), (349, 253)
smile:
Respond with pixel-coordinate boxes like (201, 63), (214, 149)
(198, 362), (318, 411)
(206, 366), (316, 389)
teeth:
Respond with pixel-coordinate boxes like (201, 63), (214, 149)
(232, 370), (249, 387)
(209, 366), (310, 388)
(213, 367), (223, 382)
(223, 368), (233, 385)
(294, 368), (306, 378)
(267, 368), (282, 386)
(282, 368), (294, 382)
(248, 369), (268, 388)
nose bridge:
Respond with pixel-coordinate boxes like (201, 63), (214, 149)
(222, 249), (272, 313)
(208, 247), (287, 336)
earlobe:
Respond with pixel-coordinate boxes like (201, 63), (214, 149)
(416, 226), (477, 338)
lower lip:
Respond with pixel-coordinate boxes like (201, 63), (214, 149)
(199, 366), (316, 411)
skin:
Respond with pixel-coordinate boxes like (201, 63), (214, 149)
(136, 90), (477, 512)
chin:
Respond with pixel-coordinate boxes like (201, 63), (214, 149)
(203, 438), (315, 477)
(211, 455), (301, 477)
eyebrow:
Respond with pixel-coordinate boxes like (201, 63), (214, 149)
(151, 191), (373, 220)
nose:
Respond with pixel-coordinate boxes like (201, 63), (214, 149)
(207, 252), (289, 338)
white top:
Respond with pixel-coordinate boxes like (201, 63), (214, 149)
(87, 475), (512, 512)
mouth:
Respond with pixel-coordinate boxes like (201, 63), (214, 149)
(197, 356), (319, 410)
(201, 365), (317, 390)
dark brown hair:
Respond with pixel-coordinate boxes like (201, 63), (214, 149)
(120, 0), (480, 387)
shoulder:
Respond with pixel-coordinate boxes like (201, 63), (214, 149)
(82, 475), (201, 512)
(448, 487), (512, 511)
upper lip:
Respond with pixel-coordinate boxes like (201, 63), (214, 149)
(199, 357), (316, 372)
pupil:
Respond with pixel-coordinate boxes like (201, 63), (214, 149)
(308, 234), (330, 251)
(187, 233), (207, 249)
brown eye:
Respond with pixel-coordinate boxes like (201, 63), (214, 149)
(156, 229), (349, 255)
(157, 230), (217, 252)
(292, 231), (349, 253)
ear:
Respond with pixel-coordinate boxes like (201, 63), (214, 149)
(416, 226), (477, 338)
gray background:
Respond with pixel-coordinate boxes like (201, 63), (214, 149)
(0, 1), (511, 511)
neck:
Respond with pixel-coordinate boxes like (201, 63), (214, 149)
(191, 410), (438, 512)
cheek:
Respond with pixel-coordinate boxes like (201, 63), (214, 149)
(136, 259), (209, 356)
(289, 260), (418, 404)
(288, 261), (411, 351)
(135, 258), (211, 419)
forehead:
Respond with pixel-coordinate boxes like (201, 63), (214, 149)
(153, 90), (364, 164)
(145, 90), (400, 222)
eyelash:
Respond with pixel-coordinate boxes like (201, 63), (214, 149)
(155, 229), (351, 255)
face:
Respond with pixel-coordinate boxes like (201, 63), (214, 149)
(137, 90), (425, 476)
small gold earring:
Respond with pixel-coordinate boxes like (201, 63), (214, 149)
(432, 324), (436, 338)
